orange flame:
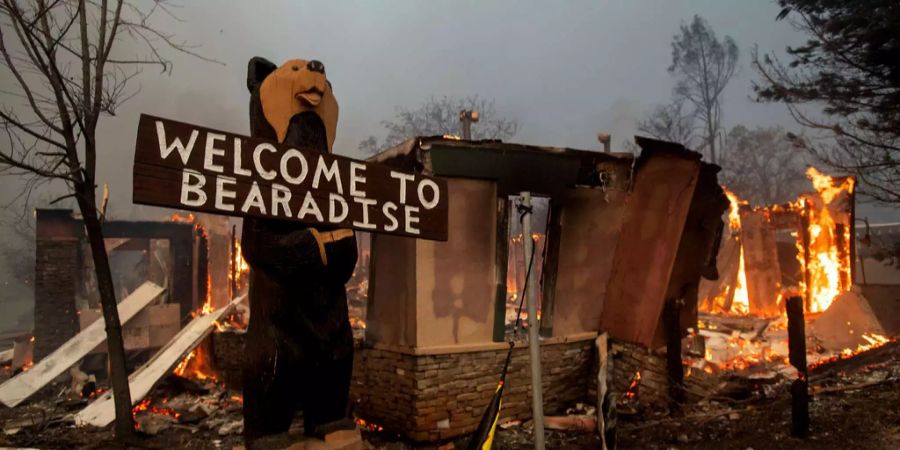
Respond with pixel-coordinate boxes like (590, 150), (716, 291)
(624, 371), (641, 400)
(797, 168), (854, 313)
(701, 189), (750, 315)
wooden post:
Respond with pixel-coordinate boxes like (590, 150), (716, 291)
(539, 201), (562, 338)
(849, 185), (856, 285)
(493, 197), (510, 342)
(800, 201), (812, 311)
(664, 299), (685, 408)
(786, 295), (809, 438)
(835, 223), (849, 291)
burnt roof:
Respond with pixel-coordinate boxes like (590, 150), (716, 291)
(368, 136), (635, 197)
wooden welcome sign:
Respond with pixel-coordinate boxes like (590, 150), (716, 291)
(133, 114), (448, 241)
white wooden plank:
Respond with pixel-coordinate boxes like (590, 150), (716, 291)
(0, 282), (165, 408)
(75, 294), (246, 428)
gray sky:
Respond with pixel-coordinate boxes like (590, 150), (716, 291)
(0, 1), (896, 318)
(0, 0), (830, 214)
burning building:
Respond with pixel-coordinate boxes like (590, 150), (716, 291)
(350, 135), (724, 441)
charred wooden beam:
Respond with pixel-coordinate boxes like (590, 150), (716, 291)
(786, 295), (809, 438)
(800, 202), (813, 311)
(664, 299), (685, 408)
(539, 200), (562, 338)
(493, 197), (511, 342)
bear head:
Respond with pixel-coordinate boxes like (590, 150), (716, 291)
(247, 57), (338, 152)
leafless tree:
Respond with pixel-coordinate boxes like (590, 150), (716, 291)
(637, 98), (697, 148)
(719, 125), (808, 206)
(668, 15), (739, 164)
(359, 95), (518, 155)
(0, 0), (216, 439)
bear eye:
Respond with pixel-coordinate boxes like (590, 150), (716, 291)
(291, 65), (299, 71)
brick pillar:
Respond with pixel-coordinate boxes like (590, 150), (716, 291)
(33, 209), (83, 361)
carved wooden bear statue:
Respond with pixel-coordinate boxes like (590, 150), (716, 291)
(241, 56), (358, 445)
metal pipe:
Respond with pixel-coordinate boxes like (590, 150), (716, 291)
(520, 191), (546, 450)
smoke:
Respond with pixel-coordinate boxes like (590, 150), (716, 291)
(1, 0), (897, 333)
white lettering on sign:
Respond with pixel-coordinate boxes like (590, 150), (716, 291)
(139, 115), (448, 240)
(180, 169), (206, 206)
(313, 155), (343, 194)
(214, 175), (237, 212)
(241, 181), (266, 214)
(352, 198), (377, 230)
(390, 171), (415, 204)
(157, 121), (198, 164)
(349, 162), (367, 197)
(204, 133), (226, 173)
(297, 191), (324, 222)
(382, 201), (398, 232)
(329, 193), (348, 223)
(281, 149), (308, 185)
(404, 205), (420, 235)
(233, 138), (252, 176)
(417, 179), (440, 210)
(253, 143), (277, 180)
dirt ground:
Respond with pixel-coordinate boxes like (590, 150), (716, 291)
(1, 344), (897, 450)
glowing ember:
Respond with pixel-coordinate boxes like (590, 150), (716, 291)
(355, 417), (385, 432)
(809, 333), (894, 369)
(624, 371), (641, 400)
(168, 213), (195, 223)
(132, 398), (181, 428)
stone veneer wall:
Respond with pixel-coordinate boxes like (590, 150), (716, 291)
(610, 339), (669, 404)
(33, 239), (81, 361)
(351, 336), (595, 442)
(609, 339), (717, 406)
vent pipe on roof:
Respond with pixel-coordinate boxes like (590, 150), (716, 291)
(598, 132), (611, 153)
(459, 110), (480, 140)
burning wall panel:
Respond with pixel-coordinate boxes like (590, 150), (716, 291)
(698, 231), (740, 314)
(600, 140), (701, 347)
(740, 209), (782, 316)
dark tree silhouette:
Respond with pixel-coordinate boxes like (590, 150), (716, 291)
(754, 0), (900, 204)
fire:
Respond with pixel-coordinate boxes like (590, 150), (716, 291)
(797, 168), (854, 313)
(355, 418), (384, 432)
(132, 398), (181, 429)
(229, 240), (251, 296)
(701, 189), (750, 315)
(623, 371), (641, 400)
(174, 272), (219, 382)
(168, 213), (195, 223)
(809, 333), (893, 369)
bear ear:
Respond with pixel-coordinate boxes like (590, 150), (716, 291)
(247, 57), (277, 92)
